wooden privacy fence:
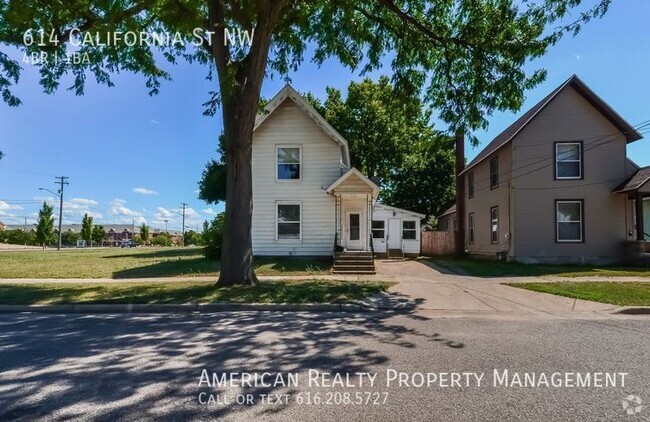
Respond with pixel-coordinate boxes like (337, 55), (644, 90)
(421, 231), (455, 256)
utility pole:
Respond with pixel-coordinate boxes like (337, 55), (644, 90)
(181, 202), (187, 247)
(55, 176), (69, 251)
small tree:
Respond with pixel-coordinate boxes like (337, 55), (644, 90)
(184, 230), (203, 246)
(140, 223), (149, 246)
(80, 213), (93, 246)
(61, 230), (80, 246)
(202, 214), (225, 260)
(35, 201), (55, 249)
(152, 232), (170, 247)
(91, 225), (106, 247)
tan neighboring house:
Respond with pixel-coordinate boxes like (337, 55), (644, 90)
(251, 85), (423, 272)
(439, 75), (646, 264)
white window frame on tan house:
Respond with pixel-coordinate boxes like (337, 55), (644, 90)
(555, 200), (584, 243)
(555, 142), (583, 180)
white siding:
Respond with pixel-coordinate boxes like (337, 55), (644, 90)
(252, 99), (343, 256)
(372, 205), (422, 255)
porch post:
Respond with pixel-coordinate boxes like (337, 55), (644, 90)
(635, 191), (645, 241)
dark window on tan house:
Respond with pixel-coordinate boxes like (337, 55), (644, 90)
(555, 142), (583, 179)
(490, 157), (499, 189)
(556, 200), (584, 242)
(468, 172), (474, 199)
(468, 213), (475, 244)
(490, 206), (499, 243)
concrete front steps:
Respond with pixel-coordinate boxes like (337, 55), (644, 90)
(332, 251), (376, 275)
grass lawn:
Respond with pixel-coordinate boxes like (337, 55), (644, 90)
(508, 282), (650, 306)
(0, 248), (331, 279)
(427, 257), (650, 278)
(0, 280), (390, 305)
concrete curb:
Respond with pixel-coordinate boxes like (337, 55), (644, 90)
(0, 302), (376, 314)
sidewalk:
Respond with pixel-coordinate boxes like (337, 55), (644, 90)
(373, 259), (642, 319)
(0, 261), (647, 319)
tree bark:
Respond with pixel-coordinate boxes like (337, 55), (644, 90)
(455, 129), (466, 257)
(214, 0), (283, 286)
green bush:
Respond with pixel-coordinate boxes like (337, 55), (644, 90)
(202, 213), (225, 260)
(152, 233), (170, 247)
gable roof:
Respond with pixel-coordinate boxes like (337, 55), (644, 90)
(438, 204), (456, 218)
(374, 203), (425, 219)
(613, 166), (650, 193)
(326, 167), (380, 197)
(255, 85), (351, 167)
(461, 75), (643, 175)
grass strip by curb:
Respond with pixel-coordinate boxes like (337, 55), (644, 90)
(507, 282), (650, 306)
(0, 280), (391, 305)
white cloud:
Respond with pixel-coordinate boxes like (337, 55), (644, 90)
(132, 187), (159, 195)
(185, 207), (200, 219)
(202, 208), (216, 215)
(110, 199), (142, 218)
(150, 119), (160, 125)
(575, 54), (582, 60)
(155, 207), (174, 219)
(68, 198), (98, 206)
(0, 201), (23, 212)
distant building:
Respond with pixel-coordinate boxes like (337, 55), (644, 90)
(2, 223), (181, 246)
(0, 221), (5, 231)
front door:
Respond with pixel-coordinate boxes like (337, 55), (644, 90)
(346, 212), (362, 250)
(388, 218), (402, 251)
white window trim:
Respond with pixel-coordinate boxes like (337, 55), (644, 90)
(556, 200), (583, 243)
(402, 220), (417, 241)
(276, 144), (302, 182)
(276, 201), (302, 242)
(490, 206), (499, 244)
(555, 142), (582, 180)
(372, 220), (386, 239)
(468, 212), (475, 244)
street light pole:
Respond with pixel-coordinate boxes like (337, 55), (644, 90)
(39, 175), (68, 251)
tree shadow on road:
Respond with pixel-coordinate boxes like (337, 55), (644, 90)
(0, 308), (464, 420)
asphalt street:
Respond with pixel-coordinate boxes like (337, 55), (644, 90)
(0, 311), (648, 421)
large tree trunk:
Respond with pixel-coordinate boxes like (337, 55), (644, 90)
(213, 1), (282, 286)
(455, 129), (466, 257)
(217, 111), (257, 286)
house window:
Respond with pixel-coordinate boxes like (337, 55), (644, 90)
(490, 157), (499, 189)
(402, 221), (416, 240)
(372, 221), (385, 239)
(490, 206), (499, 244)
(468, 213), (475, 244)
(277, 203), (301, 240)
(277, 146), (301, 180)
(556, 200), (583, 242)
(555, 142), (582, 179)
(468, 171), (474, 199)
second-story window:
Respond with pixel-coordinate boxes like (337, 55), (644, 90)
(277, 146), (301, 180)
(490, 157), (499, 189)
(468, 171), (474, 199)
(555, 142), (582, 179)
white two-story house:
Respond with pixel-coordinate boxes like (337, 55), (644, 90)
(251, 85), (423, 271)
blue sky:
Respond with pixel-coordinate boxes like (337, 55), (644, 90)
(1, 2), (649, 230)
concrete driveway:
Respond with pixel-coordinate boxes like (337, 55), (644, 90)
(372, 259), (622, 319)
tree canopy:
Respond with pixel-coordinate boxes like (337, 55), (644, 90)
(35, 201), (55, 247)
(0, 0), (611, 284)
